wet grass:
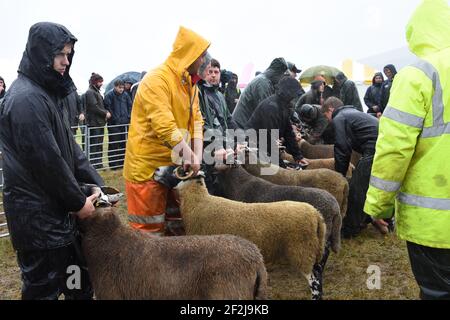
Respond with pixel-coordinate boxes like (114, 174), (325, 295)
(0, 170), (419, 300)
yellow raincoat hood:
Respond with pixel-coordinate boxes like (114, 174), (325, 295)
(406, 0), (450, 58)
(166, 26), (210, 74)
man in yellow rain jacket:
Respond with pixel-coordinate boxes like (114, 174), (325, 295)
(123, 26), (210, 235)
(364, 0), (450, 299)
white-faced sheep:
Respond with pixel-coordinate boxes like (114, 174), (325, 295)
(174, 175), (327, 300)
(244, 161), (349, 219)
(215, 164), (342, 255)
(79, 207), (268, 300)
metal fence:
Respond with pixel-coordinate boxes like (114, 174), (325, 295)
(0, 123), (129, 239)
(73, 124), (129, 171)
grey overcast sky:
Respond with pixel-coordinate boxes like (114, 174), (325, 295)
(0, 0), (435, 91)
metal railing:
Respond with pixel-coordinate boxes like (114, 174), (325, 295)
(73, 123), (129, 171)
(0, 123), (130, 238)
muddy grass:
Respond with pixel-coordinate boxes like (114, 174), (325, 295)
(0, 170), (419, 300)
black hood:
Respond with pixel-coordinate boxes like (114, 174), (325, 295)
(383, 64), (397, 79)
(264, 57), (288, 85)
(335, 72), (348, 84)
(276, 76), (302, 104)
(18, 22), (78, 97)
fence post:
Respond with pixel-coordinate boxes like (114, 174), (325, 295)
(85, 126), (90, 160)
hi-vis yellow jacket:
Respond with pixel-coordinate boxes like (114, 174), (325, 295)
(364, 0), (450, 249)
(123, 27), (209, 182)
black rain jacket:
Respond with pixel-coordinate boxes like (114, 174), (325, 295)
(245, 77), (304, 166)
(332, 106), (379, 176)
(232, 58), (288, 128)
(0, 22), (104, 251)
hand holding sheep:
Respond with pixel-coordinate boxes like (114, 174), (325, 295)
(75, 192), (101, 219)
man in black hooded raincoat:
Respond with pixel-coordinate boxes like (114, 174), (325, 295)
(232, 57), (288, 128)
(0, 22), (104, 300)
(245, 76), (309, 168)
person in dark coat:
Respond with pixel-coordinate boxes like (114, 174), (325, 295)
(296, 103), (332, 145)
(0, 76), (5, 184)
(130, 71), (147, 104)
(0, 76), (6, 99)
(224, 73), (241, 114)
(286, 61), (302, 79)
(297, 80), (324, 107)
(313, 75), (334, 101)
(322, 97), (389, 238)
(62, 90), (84, 134)
(104, 79), (132, 169)
(85, 72), (111, 169)
(124, 80), (133, 100)
(199, 59), (235, 139)
(232, 57), (288, 128)
(364, 72), (384, 117)
(245, 76), (309, 168)
(0, 22), (104, 300)
(198, 58), (236, 195)
(380, 64), (397, 112)
(334, 72), (363, 112)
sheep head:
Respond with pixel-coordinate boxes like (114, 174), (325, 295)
(153, 165), (180, 189)
(78, 206), (122, 233)
(154, 165), (207, 192)
(173, 168), (207, 195)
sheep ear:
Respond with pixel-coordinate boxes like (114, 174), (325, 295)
(196, 170), (206, 178)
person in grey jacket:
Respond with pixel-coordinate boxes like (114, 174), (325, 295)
(232, 57), (288, 128)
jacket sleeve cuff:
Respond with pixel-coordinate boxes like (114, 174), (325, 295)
(68, 192), (87, 213)
(365, 206), (395, 220)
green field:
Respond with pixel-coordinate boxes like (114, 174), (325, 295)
(0, 170), (419, 300)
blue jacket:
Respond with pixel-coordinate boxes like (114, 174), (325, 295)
(104, 89), (132, 125)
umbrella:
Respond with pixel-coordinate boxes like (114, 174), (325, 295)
(299, 65), (341, 84)
(104, 71), (141, 94)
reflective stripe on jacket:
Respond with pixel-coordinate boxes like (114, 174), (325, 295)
(364, 0), (450, 248)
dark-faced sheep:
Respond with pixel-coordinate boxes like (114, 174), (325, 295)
(79, 207), (268, 300)
(175, 176), (327, 300)
(244, 161), (349, 219)
(215, 164), (342, 254)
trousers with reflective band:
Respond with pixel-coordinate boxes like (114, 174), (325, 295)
(125, 179), (176, 234)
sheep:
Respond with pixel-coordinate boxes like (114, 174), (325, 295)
(299, 139), (361, 166)
(243, 161), (349, 219)
(299, 139), (334, 159)
(215, 164), (342, 254)
(280, 151), (354, 178)
(78, 206), (268, 300)
(175, 175), (327, 300)
(306, 158), (354, 178)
